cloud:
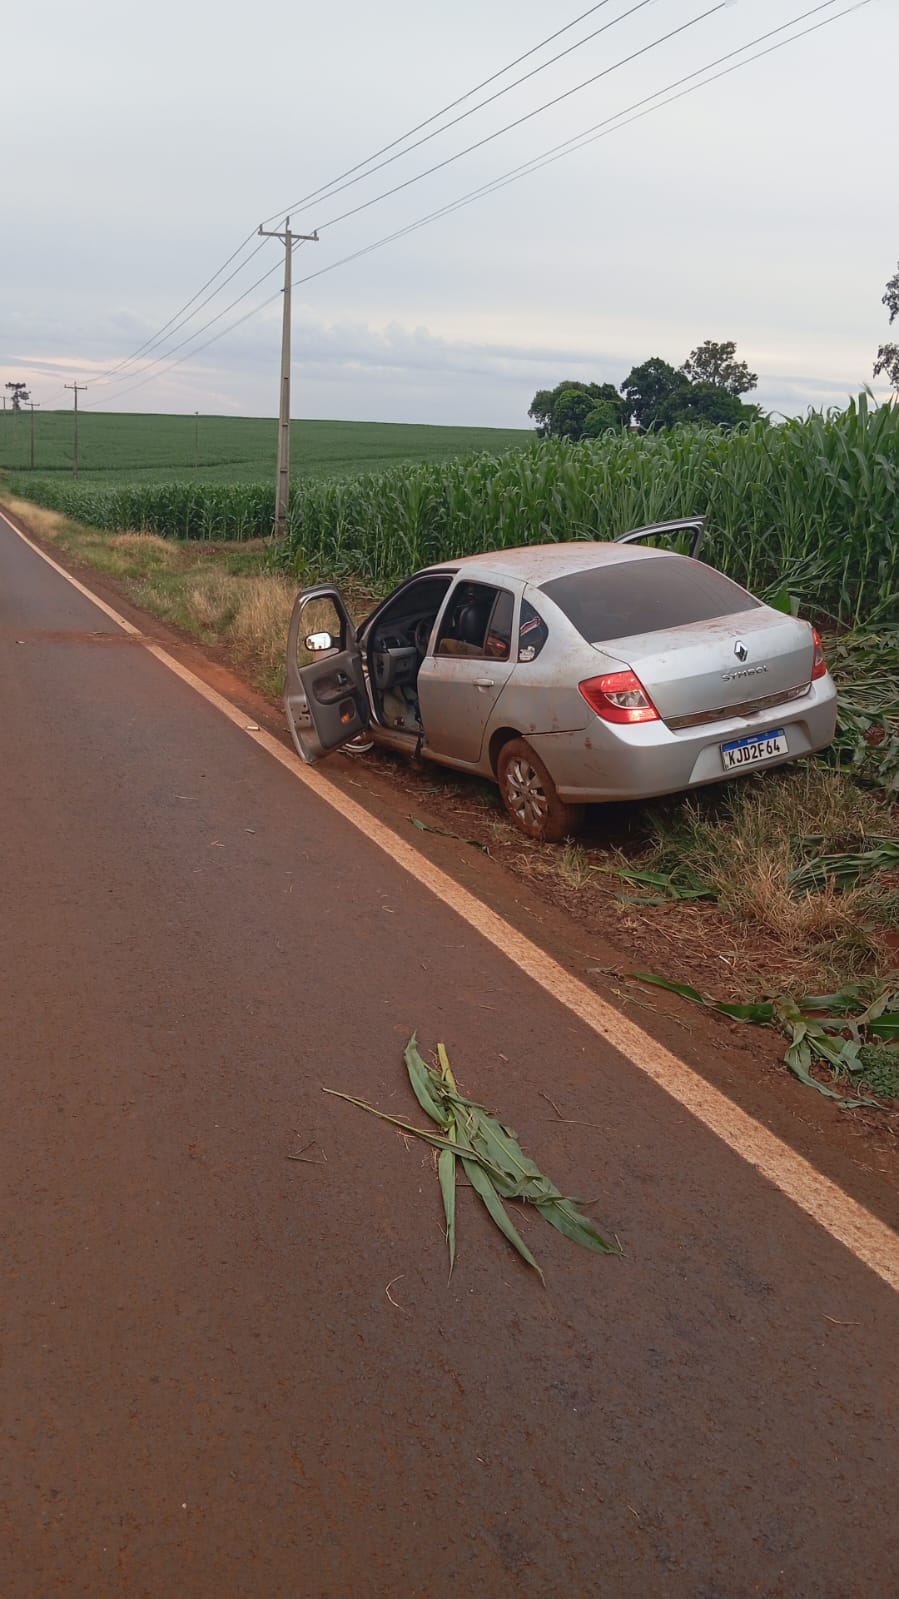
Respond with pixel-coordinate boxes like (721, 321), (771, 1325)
(5, 306), (891, 431)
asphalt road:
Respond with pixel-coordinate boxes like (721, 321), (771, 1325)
(1, 511), (897, 1599)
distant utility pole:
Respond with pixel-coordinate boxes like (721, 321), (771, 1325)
(194, 410), (199, 471)
(64, 383), (87, 479)
(29, 401), (41, 471)
(257, 217), (318, 538)
(5, 380), (29, 412)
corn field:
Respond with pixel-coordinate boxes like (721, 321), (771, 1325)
(10, 395), (899, 626)
(4, 481), (276, 543)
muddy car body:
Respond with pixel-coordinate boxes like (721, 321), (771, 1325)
(284, 520), (838, 840)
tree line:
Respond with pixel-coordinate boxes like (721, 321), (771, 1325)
(528, 340), (761, 438)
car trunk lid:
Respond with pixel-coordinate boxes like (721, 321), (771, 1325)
(595, 609), (815, 724)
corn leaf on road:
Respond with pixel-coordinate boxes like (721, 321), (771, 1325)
(1, 511), (897, 1598)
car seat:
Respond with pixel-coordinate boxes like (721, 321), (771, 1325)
(455, 601), (490, 646)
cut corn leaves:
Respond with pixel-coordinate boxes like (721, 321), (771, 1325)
(438, 1146), (457, 1275)
(435, 1039), (458, 1275)
(787, 837), (899, 894)
(630, 971), (898, 1107)
(616, 865), (716, 905)
(410, 817), (489, 852)
(325, 1038), (621, 1281)
(461, 1152), (544, 1282)
(404, 1034), (449, 1128)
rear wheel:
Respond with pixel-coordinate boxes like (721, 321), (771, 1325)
(496, 738), (584, 843)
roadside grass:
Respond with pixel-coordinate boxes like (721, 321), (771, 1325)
(612, 763), (898, 989)
(854, 1045), (899, 1100)
(0, 492), (301, 698)
(484, 647), (898, 1003)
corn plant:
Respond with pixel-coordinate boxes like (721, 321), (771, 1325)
(10, 393), (899, 626)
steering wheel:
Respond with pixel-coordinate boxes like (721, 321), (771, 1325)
(414, 617), (432, 656)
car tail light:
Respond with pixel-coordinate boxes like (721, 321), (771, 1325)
(811, 626), (828, 681)
(579, 670), (660, 724)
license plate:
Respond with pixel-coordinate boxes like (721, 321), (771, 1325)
(720, 729), (787, 771)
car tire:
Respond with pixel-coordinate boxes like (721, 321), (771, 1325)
(343, 732), (375, 756)
(496, 739), (585, 843)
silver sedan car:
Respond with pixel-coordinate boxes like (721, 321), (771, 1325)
(284, 519), (837, 841)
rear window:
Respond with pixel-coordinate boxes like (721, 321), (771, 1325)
(540, 557), (759, 642)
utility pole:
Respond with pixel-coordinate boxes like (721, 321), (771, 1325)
(64, 383), (87, 479)
(257, 217), (318, 538)
(29, 401), (41, 471)
(194, 410), (199, 471)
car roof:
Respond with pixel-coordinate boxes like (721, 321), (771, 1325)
(424, 541), (674, 585)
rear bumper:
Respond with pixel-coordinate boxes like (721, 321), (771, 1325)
(528, 678), (838, 803)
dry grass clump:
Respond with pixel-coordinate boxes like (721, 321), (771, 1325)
(727, 857), (875, 970)
(0, 493), (68, 539)
(181, 571), (295, 677)
(108, 531), (178, 562)
(187, 571), (240, 632)
(228, 575), (295, 669)
(623, 762), (897, 986)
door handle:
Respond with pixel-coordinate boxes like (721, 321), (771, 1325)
(474, 677), (495, 689)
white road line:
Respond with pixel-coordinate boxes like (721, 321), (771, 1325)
(4, 509), (898, 1294)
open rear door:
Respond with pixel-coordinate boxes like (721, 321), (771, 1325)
(284, 585), (369, 764)
(615, 517), (705, 560)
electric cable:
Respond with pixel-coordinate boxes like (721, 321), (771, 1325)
(89, 1), (726, 400)
(291, 0), (866, 295)
(298, 3), (731, 239)
(83, 0), (871, 410)
(258, 0), (624, 225)
(265, 0), (660, 223)
(84, 1), (650, 389)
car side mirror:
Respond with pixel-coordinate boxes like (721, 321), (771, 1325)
(304, 631), (335, 652)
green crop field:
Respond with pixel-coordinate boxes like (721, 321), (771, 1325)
(0, 410), (531, 485)
(13, 395), (897, 630)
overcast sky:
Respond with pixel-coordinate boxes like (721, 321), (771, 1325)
(3, 0), (897, 429)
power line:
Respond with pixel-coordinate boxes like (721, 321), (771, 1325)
(94, 230), (263, 383)
(83, 289), (284, 410)
(94, 235), (270, 385)
(88, 0), (664, 391)
(84, 0), (870, 411)
(305, 3), (730, 238)
(267, 0), (659, 224)
(85, 242), (313, 401)
(301, 0), (864, 288)
(90, 0), (724, 404)
(258, 1), (624, 226)
(82, 2), (648, 395)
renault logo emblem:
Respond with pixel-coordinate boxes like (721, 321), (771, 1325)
(734, 640), (748, 662)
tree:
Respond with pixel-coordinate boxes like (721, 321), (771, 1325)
(527, 388), (556, 435)
(552, 386), (597, 440)
(4, 381), (30, 411)
(873, 263), (899, 391)
(620, 357), (688, 430)
(533, 346), (762, 438)
(528, 380), (626, 439)
(583, 398), (626, 436)
(680, 340), (757, 396)
(657, 383), (754, 430)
